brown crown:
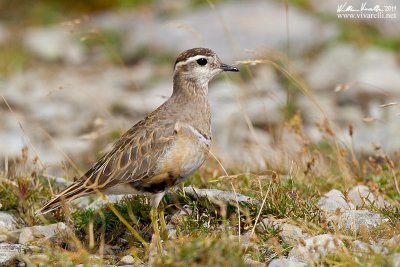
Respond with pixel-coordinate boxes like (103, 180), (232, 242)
(174, 48), (216, 69)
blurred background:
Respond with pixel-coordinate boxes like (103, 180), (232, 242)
(0, 0), (399, 176)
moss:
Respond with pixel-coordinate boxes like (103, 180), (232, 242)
(0, 42), (31, 76)
(73, 196), (151, 245)
(338, 21), (400, 51)
(153, 235), (246, 267)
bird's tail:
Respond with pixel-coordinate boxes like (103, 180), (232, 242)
(36, 180), (93, 215)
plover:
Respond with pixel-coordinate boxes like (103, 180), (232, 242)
(37, 47), (238, 214)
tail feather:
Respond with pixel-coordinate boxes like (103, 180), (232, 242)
(36, 181), (93, 215)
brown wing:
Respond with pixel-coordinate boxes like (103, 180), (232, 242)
(37, 118), (175, 214)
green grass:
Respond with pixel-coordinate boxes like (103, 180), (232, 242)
(153, 234), (246, 267)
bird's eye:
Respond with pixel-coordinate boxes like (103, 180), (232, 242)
(196, 58), (208, 66)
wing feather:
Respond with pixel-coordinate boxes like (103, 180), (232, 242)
(37, 119), (175, 214)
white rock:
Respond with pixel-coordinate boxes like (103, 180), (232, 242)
(182, 187), (255, 206)
(352, 240), (387, 255)
(42, 175), (73, 188)
(352, 108), (400, 154)
(18, 227), (34, 244)
(243, 254), (263, 266)
(392, 253), (400, 267)
(94, 1), (337, 62)
(317, 189), (355, 213)
(337, 210), (386, 232)
(259, 220), (309, 246)
(348, 185), (390, 208)
(23, 26), (85, 64)
(165, 205), (192, 239)
(306, 44), (400, 97)
(258, 217), (277, 231)
(120, 255), (135, 265)
(245, 97), (284, 126)
(305, 44), (358, 91)
(280, 224), (309, 246)
(1, 66), (141, 170)
(0, 132), (26, 158)
(297, 93), (336, 123)
(0, 23), (10, 45)
(268, 258), (306, 267)
(0, 243), (24, 265)
(385, 234), (400, 248)
(0, 212), (17, 232)
(354, 53), (400, 96)
(288, 234), (345, 263)
(12, 222), (70, 244)
(73, 194), (129, 210)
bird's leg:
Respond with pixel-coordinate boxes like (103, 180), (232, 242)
(159, 208), (167, 238)
(149, 192), (165, 253)
(149, 208), (162, 253)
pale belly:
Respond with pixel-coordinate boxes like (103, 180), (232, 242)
(158, 122), (211, 181)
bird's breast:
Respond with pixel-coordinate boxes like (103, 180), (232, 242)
(158, 121), (210, 179)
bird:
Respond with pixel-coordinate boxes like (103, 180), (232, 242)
(37, 47), (239, 215)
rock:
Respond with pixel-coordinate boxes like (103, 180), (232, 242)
(305, 44), (358, 91)
(258, 219), (309, 246)
(29, 253), (49, 265)
(42, 175), (73, 188)
(0, 23), (10, 45)
(23, 26), (85, 64)
(392, 253), (400, 267)
(1, 66), (139, 171)
(0, 212), (17, 232)
(182, 187), (255, 206)
(385, 234), (400, 248)
(10, 222), (70, 244)
(268, 258), (306, 267)
(280, 224), (309, 246)
(243, 254), (264, 266)
(337, 210), (386, 232)
(352, 107), (400, 154)
(120, 80), (172, 115)
(239, 232), (257, 250)
(352, 48), (400, 97)
(352, 240), (387, 254)
(208, 80), (276, 169)
(348, 185), (390, 208)
(165, 205), (192, 239)
(94, 1), (337, 61)
(297, 93), (337, 124)
(119, 255), (135, 265)
(258, 217), (277, 232)
(317, 189), (355, 213)
(0, 243), (24, 265)
(288, 234), (345, 263)
(0, 132), (26, 159)
(18, 227), (35, 244)
(73, 194), (128, 210)
(305, 44), (400, 96)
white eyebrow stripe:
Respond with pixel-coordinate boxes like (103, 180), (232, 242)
(175, 55), (208, 68)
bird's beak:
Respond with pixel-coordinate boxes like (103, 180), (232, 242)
(220, 63), (239, 72)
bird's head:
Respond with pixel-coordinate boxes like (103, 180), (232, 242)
(173, 48), (238, 89)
